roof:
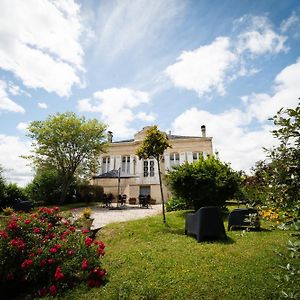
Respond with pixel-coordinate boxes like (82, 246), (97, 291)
(112, 134), (207, 144)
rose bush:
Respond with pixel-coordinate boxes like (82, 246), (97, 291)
(0, 207), (106, 298)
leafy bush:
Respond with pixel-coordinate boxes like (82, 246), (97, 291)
(0, 183), (28, 209)
(24, 169), (63, 205)
(77, 185), (104, 203)
(275, 221), (300, 299)
(166, 197), (189, 212)
(0, 207), (106, 298)
(166, 155), (241, 210)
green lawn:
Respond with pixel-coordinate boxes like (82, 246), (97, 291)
(57, 210), (293, 300)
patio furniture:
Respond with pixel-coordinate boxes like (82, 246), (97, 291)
(185, 206), (227, 242)
(138, 195), (150, 208)
(228, 208), (260, 231)
(103, 194), (112, 207)
(13, 198), (33, 212)
(117, 194), (126, 207)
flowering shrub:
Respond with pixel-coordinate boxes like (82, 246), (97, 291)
(0, 207), (106, 298)
(259, 207), (296, 223)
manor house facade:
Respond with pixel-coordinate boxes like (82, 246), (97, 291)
(92, 126), (213, 203)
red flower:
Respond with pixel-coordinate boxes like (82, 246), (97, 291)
(33, 227), (41, 234)
(54, 266), (64, 281)
(81, 229), (90, 234)
(8, 220), (18, 231)
(87, 279), (101, 287)
(48, 223), (53, 229)
(40, 259), (47, 267)
(47, 258), (55, 265)
(67, 249), (75, 256)
(21, 259), (33, 269)
(24, 219), (31, 224)
(37, 247), (43, 255)
(49, 285), (57, 296)
(82, 259), (88, 270)
(68, 226), (76, 232)
(85, 237), (93, 247)
(49, 247), (57, 254)
(0, 230), (8, 239)
(10, 237), (25, 251)
(37, 287), (48, 297)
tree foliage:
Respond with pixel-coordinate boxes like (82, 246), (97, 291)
(166, 155), (241, 210)
(26, 112), (108, 203)
(136, 126), (171, 223)
(250, 102), (300, 210)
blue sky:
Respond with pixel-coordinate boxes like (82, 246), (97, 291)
(0, 0), (300, 186)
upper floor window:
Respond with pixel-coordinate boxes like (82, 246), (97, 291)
(170, 153), (180, 167)
(122, 156), (130, 173)
(193, 152), (203, 162)
(102, 156), (110, 173)
(143, 159), (155, 177)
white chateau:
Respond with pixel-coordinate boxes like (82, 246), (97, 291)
(92, 126), (213, 203)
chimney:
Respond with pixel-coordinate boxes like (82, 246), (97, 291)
(107, 131), (113, 143)
(201, 125), (206, 138)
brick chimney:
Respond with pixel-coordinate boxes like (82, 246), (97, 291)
(201, 125), (206, 137)
(107, 131), (113, 143)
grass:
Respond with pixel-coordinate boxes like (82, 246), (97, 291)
(57, 210), (293, 300)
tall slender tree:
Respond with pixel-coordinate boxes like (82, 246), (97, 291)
(136, 126), (171, 223)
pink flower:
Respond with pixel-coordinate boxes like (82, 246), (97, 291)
(85, 237), (93, 247)
(47, 258), (55, 265)
(54, 266), (64, 281)
(82, 259), (88, 270)
(49, 285), (57, 296)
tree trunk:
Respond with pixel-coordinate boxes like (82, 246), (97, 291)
(157, 159), (166, 223)
(59, 175), (71, 204)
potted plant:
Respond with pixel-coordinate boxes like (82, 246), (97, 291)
(128, 197), (136, 205)
(78, 208), (94, 230)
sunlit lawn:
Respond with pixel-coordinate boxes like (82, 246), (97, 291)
(57, 210), (292, 300)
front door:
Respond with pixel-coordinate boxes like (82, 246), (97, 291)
(140, 186), (150, 196)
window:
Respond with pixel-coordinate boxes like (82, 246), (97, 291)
(102, 156), (110, 173)
(193, 152), (203, 162)
(170, 153), (180, 167)
(143, 159), (155, 177)
(121, 156), (130, 173)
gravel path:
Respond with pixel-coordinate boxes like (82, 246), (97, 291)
(72, 204), (162, 228)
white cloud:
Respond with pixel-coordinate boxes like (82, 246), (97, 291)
(94, 0), (186, 59)
(236, 15), (288, 55)
(0, 80), (25, 113)
(136, 112), (156, 122)
(0, 0), (84, 96)
(280, 12), (299, 33)
(247, 58), (300, 121)
(171, 107), (275, 172)
(165, 37), (237, 97)
(38, 102), (48, 109)
(16, 122), (29, 132)
(0, 135), (33, 186)
(78, 88), (153, 137)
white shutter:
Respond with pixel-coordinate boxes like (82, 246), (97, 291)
(164, 154), (170, 171)
(115, 155), (121, 170)
(179, 152), (186, 165)
(187, 152), (193, 163)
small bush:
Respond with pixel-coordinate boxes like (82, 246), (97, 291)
(2, 207), (14, 216)
(166, 197), (189, 212)
(0, 183), (28, 209)
(78, 185), (104, 203)
(0, 207), (106, 298)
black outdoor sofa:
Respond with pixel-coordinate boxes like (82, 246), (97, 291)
(185, 206), (227, 242)
(227, 208), (260, 231)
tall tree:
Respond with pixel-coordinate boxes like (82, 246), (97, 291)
(26, 112), (108, 203)
(136, 126), (171, 223)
